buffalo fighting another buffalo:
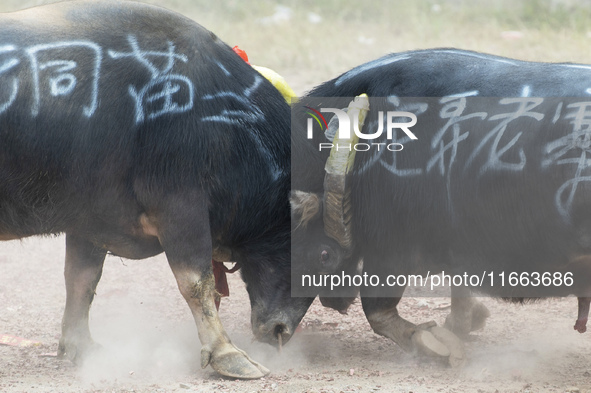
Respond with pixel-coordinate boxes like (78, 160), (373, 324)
(1, 0), (591, 380)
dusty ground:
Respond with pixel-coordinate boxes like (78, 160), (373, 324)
(3, 1), (591, 392)
(2, 237), (591, 393)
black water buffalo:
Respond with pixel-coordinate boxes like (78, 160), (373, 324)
(291, 49), (591, 361)
(0, 0), (311, 379)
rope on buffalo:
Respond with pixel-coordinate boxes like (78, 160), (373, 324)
(212, 260), (241, 310)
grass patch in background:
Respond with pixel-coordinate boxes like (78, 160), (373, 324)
(2, 0), (591, 93)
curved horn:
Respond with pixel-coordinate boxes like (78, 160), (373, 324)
(323, 94), (369, 251)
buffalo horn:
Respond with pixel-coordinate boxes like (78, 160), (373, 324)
(323, 94), (369, 251)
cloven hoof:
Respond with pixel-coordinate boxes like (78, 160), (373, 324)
(411, 325), (466, 368)
(201, 343), (270, 379)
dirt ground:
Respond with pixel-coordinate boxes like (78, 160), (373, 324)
(3, 1), (591, 392)
(1, 237), (591, 393)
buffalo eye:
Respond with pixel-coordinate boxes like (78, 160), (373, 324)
(320, 250), (330, 263)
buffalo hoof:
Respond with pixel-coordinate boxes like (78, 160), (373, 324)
(411, 325), (465, 368)
(574, 318), (587, 333)
(444, 299), (491, 337)
(429, 326), (465, 367)
(201, 342), (270, 379)
(57, 336), (102, 365)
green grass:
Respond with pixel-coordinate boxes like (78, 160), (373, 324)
(3, 0), (591, 94)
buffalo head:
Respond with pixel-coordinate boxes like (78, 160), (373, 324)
(290, 95), (369, 308)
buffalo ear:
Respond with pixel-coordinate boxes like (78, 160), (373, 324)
(290, 191), (322, 227)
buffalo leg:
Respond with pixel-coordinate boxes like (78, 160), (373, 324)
(566, 256), (591, 333)
(361, 293), (465, 367)
(154, 193), (268, 379)
(361, 294), (427, 352)
(444, 286), (490, 337)
(575, 297), (590, 333)
(58, 233), (107, 363)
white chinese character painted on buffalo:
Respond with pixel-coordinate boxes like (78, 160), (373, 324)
(426, 96), (487, 215)
(26, 41), (102, 117)
(108, 35), (194, 123)
(360, 96), (425, 177)
(0, 45), (19, 115)
(544, 101), (591, 221)
(465, 97), (545, 175)
(427, 96), (486, 176)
